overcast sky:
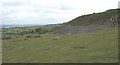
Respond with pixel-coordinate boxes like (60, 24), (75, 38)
(0, 0), (119, 25)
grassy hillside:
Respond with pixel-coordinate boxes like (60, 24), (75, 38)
(3, 28), (118, 63)
(53, 9), (119, 34)
(65, 9), (119, 26)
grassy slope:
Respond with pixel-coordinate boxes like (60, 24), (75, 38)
(65, 9), (118, 26)
(53, 9), (119, 34)
(3, 28), (118, 63)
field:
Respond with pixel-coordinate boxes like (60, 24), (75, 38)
(2, 28), (118, 63)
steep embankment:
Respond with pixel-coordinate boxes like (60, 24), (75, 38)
(53, 9), (119, 34)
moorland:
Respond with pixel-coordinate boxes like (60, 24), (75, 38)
(2, 9), (119, 63)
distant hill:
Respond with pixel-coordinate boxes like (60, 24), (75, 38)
(53, 9), (119, 34)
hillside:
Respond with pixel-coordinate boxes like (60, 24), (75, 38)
(3, 28), (118, 63)
(53, 9), (119, 34)
(2, 9), (119, 63)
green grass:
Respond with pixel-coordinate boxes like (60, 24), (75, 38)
(3, 28), (118, 63)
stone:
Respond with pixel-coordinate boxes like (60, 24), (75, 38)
(26, 58), (32, 60)
(53, 37), (60, 40)
(41, 48), (49, 50)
